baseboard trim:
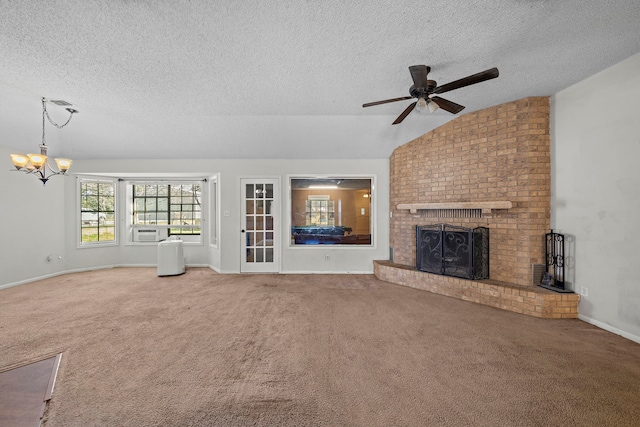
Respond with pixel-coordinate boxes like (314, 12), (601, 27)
(0, 265), (117, 291)
(578, 314), (640, 344)
(281, 270), (373, 274)
(2, 265), (374, 290)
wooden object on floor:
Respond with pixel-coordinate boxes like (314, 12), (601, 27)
(0, 353), (62, 427)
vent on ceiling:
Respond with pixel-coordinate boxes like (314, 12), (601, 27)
(48, 99), (73, 107)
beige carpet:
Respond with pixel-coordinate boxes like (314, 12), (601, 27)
(0, 268), (638, 426)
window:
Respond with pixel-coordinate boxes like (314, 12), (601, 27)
(305, 198), (334, 226)
(79, 178), (116, 245)
(127, 181), (204, 243)
(290, 177), (373, 245)
(209, 176), (218, 246)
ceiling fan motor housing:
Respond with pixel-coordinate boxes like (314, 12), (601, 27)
(410, 80), (437, 98)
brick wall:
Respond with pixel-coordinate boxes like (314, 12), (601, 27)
(390, 97), (550, 286)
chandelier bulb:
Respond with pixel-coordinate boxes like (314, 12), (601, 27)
(415, 97), (428, 113)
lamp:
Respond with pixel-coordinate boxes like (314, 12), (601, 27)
(427, 98), (440, 113)
(415, 97), (428, 113)
(10, 97), (77, 186)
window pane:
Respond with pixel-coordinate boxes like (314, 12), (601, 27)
(99, 183), (114, 196)
(102, 196), (114, 212)
(157, 198), (168, 211)
(246, 184), (253, 199)
(145, 185), (157, 196)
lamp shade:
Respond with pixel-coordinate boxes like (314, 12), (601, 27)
(10, 154), (29, 169)
(415, 97), (428, 113)
(55, 158), (72, 171)
(27, 153), (47, 169)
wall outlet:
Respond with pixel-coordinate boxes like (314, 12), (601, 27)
(580, 286), (589, 297)
(324, 254), (330, 261)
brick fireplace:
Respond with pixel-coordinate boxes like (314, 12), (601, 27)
(374, 96), (580, 318)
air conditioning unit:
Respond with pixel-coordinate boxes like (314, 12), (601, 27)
(133, 228), (169, 242)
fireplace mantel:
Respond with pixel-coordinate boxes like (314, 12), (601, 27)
(397, 201), (512, 216)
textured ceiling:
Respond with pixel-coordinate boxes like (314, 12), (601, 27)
(1, 0), (640, 160)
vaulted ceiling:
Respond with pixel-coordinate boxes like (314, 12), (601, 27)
(2, 0), (639, 160)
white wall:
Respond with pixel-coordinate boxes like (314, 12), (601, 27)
(551, 52), (640, 342)
(66, 158), (390, 274)
(0, 145), (68, 288)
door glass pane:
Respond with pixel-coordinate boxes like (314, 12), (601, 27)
(256, 200), (264, 214)
(256, 184), (264, 198)
(246, 248), (254, 262)
(246, 200), (254, 215)
(256, 216), (264, 231)
(247, 232), (254, 247)
(246, 184), (254, 199)
(265, 200), (272, 215)
(255, 232), (264, 246)
(265, 184), (273, 198)
(265, 232), (273, 246)
(265, 216), (273, 231)
(265, 248), (273, 262)
(246, 217), (254, 231)
(256, 248), (264, 262)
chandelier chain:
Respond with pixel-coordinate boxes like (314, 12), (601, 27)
(43, 98), (74, 129)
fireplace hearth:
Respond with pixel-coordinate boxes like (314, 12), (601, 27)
(416, 224), (489, 280)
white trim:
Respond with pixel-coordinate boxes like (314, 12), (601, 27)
(0, 265), (118, 290)
(578, 314), (640, 344)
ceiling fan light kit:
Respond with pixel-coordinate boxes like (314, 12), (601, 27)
(10, 98), (77, 186)
(363, 65), (499, 124)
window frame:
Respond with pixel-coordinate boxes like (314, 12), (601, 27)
(77, 176), (118, 248)
(209, 174), (219, 248)
(288, 175), (375, 248)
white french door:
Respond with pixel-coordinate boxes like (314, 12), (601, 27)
(240, 178), (279, 272)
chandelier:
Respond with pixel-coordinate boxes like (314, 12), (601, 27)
(10, 97), (77, 185)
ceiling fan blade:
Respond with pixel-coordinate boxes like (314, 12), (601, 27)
(392, 101), (417, 125)
(430, 96), (465, 114)
(433, 67), (499, 95)
(362, 96), (413, 108)
(409, 65), (429, 88)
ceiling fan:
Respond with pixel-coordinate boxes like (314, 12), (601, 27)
(363, 65), (499, 124)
